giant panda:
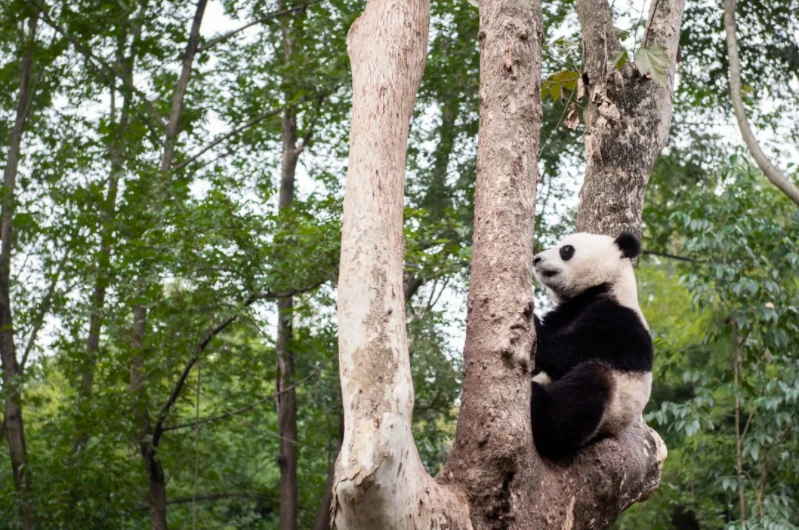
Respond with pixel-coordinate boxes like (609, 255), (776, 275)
(530, 231), (652, 457)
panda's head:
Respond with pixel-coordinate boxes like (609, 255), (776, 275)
(533, 232), (642, 306)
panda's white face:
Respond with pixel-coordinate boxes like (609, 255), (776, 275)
(533, 232), (640, 309)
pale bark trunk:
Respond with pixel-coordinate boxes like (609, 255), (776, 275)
(333, 1), (471, 528)
(276, 5), (301, 528)
(1, 14), (39, 530)
(575, 0), (686, 238)
(722, 0), (799, 206)
(334, 0), (673, 528)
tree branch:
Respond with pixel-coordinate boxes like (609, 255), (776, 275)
(575, 0), (685, 237)
(29, 0), (166, 140)
(171, 106), (284, 172)
(196, 1), (322, 53)
(161, 353), (336, 433)
(20, 241), (72, 370)
(641, 249), (709, 264)
(134, 492), (273, 511)
(151, 281), (326, 446)
(723, 0), (799, 206)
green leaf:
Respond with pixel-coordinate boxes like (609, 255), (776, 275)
(614, 49), (629, 70)
(634, 45), (672, 86)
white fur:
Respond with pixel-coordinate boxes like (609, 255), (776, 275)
(533, 233), (648, 328)
(532, 371), (552, 387)
(600, 371), (652, 435)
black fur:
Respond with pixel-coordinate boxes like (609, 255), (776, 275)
(614, 232), (641, 259)
(532, 362), (613, 456)
(531, 284), (653, 456)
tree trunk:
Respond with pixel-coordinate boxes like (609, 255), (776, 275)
(438, 0), (543, 525)
(129, 2), (208, 528)
(334, 0), (674, 528)
(0, 13), (39, 530)
(333, 1), (472, 527)
(275, 5), (302, 528)
(311, 413), (343, 530)
(131, 305), (168, 530)
(574, 0), (685, 238)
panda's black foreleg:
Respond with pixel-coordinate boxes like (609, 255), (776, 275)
(531, 361), (613, 457)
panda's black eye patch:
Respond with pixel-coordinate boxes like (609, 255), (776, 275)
(559, 245), (575, 261)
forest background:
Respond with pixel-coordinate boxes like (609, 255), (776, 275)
(0, 0), (797, 528)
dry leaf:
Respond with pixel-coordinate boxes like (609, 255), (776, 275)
(598, 96), (620, 123)
(565, 103), (580, 130)
(577, 77), (586, 102)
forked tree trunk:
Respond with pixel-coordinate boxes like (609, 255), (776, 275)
(334, 0), (677, 528)
(575, 0), (685, 237)
(129, 1), (208, 528)
(1, 13), (39, 530)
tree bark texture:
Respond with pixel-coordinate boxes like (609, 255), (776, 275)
(574, 0), (686, 238)
(438, 0), (543, 527)
(1, 13), (39, 530)
(276, 3), (301, 528)
(333, 1), (472, 528)
(333, 0), (675, 527)
(722, 0), (799, 206)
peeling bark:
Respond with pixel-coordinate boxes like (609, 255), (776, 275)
(1, 13), (39, 530)
(575, 0), (686, 238)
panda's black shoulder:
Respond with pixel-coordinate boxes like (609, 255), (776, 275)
(576, 297), (653, 372)
(540, 284), (611, 331)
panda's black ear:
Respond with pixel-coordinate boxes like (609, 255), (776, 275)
(614, 231), (641, 259)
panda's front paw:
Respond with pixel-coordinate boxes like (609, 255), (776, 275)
(532, 371), (552, 387)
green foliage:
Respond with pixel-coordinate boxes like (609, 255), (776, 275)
(2, 0), (798, 529)
(617, 162), (799, 530)
(634, 45), (672, 86)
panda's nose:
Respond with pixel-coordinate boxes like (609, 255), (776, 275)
(534, 254), (543, 266)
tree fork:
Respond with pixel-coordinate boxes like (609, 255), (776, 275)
(333, 0), (673, 527)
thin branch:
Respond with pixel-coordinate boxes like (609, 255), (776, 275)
(196, 1), (322, 53)
(171, 107), (284, 172)
(29, 0), (166, 140)
(162, 353), (336, 433)
(151, 281), (327, 446)
(641, 249), (709, 264)
(135, 492), (273, 511)
(295, 94), (325, 156)
(20, 235), (73, 370)
(723, 0), (799, 206)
